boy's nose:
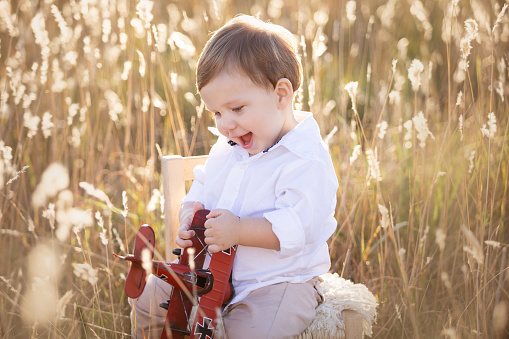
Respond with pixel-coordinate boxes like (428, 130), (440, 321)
(220, 115), (236, 131)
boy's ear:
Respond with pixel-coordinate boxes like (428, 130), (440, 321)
(274, 78), (293, 109)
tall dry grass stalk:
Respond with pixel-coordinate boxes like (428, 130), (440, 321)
(0, 0), (508, 337)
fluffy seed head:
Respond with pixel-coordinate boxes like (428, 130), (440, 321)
(408, 59), (424, 91)
(345, 81), (358, 113)
(378, 204), (390, 228)
(32, 163), (70, 208)
(481, 112), (497, 139)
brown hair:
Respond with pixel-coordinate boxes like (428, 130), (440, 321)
(196, 15), (302, 92)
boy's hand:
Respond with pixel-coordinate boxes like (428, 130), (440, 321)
(204, 209), (241, 253)
(176, 201), (204, 248)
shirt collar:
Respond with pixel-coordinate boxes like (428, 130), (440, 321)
(274, 111), (320, 159)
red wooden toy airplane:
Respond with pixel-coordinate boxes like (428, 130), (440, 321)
(114, 209), (237, 339)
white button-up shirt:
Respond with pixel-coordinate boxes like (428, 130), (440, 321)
(183, 112), (338, 305)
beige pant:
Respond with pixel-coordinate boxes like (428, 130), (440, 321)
(129, 274), (171, 338)
(130, 275), (323, 339)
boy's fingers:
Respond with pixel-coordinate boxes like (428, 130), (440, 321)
(193, 201), (205, 214)
(208, 245), (219, 253)
(204, 219), (211, 229)
(179, 220), (191, 232)
(178, 228), (195, 238)
(176, 237), (193, 248)
(204, 218), (217, 229)
(204, 238), (219, 253)
(206, 209), (222, 219)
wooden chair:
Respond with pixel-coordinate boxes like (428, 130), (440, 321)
(162, 155), (376, 339)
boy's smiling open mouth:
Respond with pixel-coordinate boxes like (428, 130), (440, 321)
(239, 132), (253, 149)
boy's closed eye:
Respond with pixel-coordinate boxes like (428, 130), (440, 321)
(232, 106), (244, 113)
(211, 106), (244, 117)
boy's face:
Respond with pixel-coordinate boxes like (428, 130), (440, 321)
(200, 71), (294, 156)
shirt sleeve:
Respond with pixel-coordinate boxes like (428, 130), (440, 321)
(181, 135), (232, 207)
(263, 158), (338, 259)
(181, 164), (205, 205)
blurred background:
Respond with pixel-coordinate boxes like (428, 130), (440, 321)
(0, 0), (508, 337)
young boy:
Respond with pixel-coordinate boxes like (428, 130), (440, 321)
(131, 15), (338, 338)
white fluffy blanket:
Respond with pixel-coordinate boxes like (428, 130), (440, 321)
(297, 273), (378, 339)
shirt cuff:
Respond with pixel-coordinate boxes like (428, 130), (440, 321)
(263, 207), (305, 259)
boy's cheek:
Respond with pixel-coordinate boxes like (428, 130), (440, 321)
(218, 126), (230, 137)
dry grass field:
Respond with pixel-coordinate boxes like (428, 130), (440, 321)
(0, 0), (508, 337)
